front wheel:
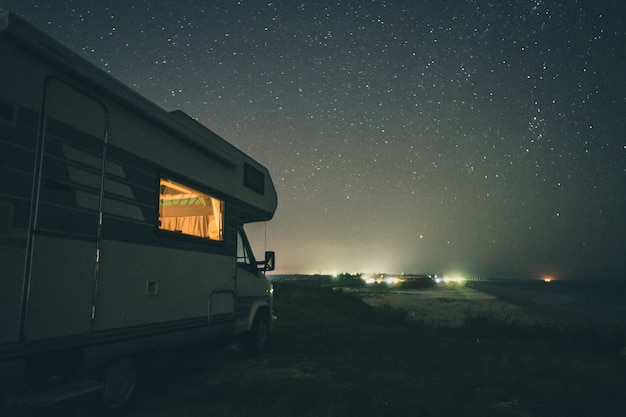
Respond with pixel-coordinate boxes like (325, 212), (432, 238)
(244, 314), (270, 355)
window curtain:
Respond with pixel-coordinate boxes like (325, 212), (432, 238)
(159, 188), (223, 241)
(211, 198), (223, 240)
(161, 216), (209, 237)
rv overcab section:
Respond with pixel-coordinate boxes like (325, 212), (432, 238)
(0, 11), (277, 410)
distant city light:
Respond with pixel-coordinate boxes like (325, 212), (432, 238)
(360, 273), (403, 286)
(385, 276), (400, 285)
(434, 275), (466, 285)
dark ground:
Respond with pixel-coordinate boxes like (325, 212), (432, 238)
(17, 281), (626, 417)
(467, 279), (626, 330)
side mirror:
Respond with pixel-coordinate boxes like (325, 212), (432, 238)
(264, 251), (275, 271)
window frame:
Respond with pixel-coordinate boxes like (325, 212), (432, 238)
(236, 227), (260, 273)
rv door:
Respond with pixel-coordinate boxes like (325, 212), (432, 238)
(23, 79), (107, 340)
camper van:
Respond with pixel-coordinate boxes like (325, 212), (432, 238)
(0, 11), (277, 409)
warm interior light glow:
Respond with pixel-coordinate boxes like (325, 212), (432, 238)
(159, 178), (224, 240)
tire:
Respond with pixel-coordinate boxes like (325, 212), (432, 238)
(244, 314), (270, 355)
(101, 356), (136, 410)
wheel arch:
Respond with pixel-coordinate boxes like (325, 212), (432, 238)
(247, 301), (271, 330)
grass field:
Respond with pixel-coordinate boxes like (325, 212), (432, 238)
(31, 281), (626, 417)
(260, 282), (625, 417)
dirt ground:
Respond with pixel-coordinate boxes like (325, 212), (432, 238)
(357, 283), (563, 327)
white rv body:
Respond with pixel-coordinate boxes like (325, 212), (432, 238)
(0, 11), (277, 407)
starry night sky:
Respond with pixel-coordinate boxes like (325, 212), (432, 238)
(3, 0), (625, 280)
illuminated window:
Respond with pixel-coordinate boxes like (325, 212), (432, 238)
(159, 178), (223, 240)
